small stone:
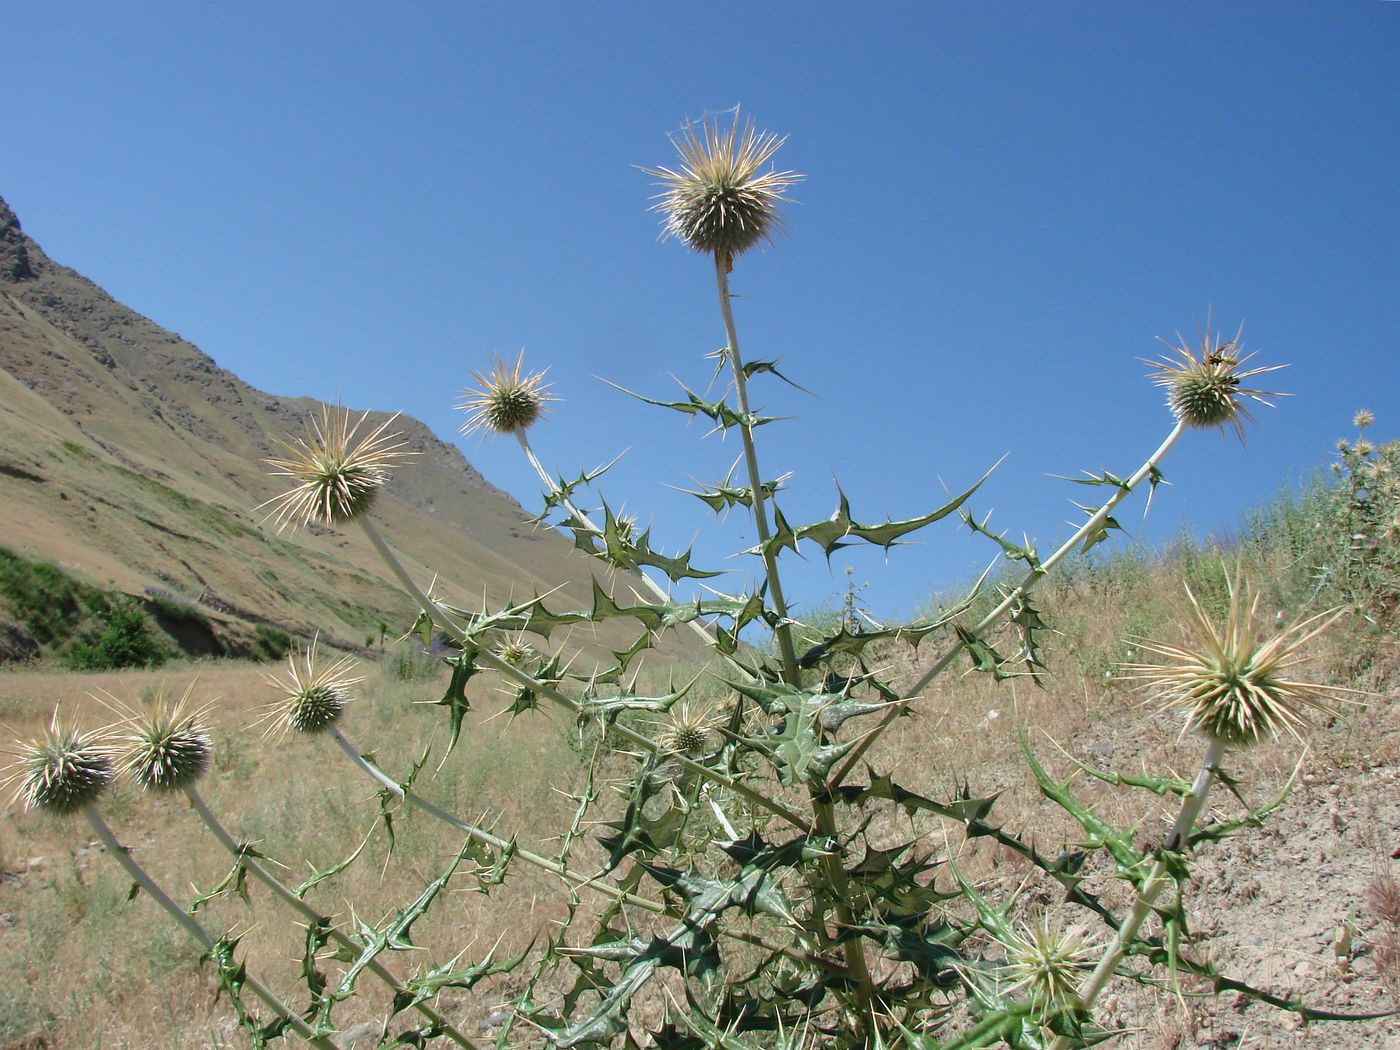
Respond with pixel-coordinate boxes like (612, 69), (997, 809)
(25, 856), (49, 872)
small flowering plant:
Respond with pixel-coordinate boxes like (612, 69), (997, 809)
(8, 109), (1390, 1049)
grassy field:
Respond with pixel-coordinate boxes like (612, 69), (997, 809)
(2, 476), (1399, 1048)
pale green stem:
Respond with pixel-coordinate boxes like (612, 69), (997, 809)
(831, 419), (1189, 787)
(83, 805), (340, 1049)
(1047, 736), (1226, 1050)
(328, 725), (664, 914)
(713, 255), (876, 1034)
(515, 431), (723, 654)
(327, 725), (839, 974)
(355, 516), (808, 830)
(183, 786), (481, 1050)
(713, 254), (801, 685)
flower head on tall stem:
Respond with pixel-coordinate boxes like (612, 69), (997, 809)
(457, 351), (556, 438)
(1146, 319), (1285, 442)
(1126, 573), (1354, 749)
(261, 406), (413, 531)
(100, 682), (215, 793)
(2, 712), (114, 814)
(257, 637), (363, 737)
(643, 107), (802, 267)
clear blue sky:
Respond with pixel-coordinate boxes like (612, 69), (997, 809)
(5, 3), (1398, 621)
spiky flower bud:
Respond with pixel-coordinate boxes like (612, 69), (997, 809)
(661, 703), (717, 757)
(492, 634), (536, 667)
(1146, 321), (1283, 442)
(643, 108), (802, 266)
(1354, 409), (1375, 430)
(260, 639), (363, 737)
(457, 352), (556, 438)
(1001, 915), (1097, 1009)
(109, 684), (213, 792)
(3, 714), (114, 814)
(261, 406), (414, 531)
(1125, 573), (1355, 749)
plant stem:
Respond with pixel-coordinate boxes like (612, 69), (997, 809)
(356, 516), (808, 830)
(713, 254), (801, 686)
(329, 726), (664, 914)
(831, 419), (1188, 787)
(83, 805), (340, 1050)
(1047, 736), (1226, 1050)
(515, 431), (723, 654)
(327, 726), (838, 974)
(713, 255), (877, 1039)
(183, 786), (482, 1050)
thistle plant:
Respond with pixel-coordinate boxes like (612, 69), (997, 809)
(1331, 409), (1400, 619)
(19, 111), (1396, 1048)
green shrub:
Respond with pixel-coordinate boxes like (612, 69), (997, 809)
(65, 598), (168, 670)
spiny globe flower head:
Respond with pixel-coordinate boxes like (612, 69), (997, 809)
(104, 683), (214, 793)
(259, 638), (363, 737)
(643, 107), (803, 266)
(1000, 914), (1097, 1009)
(2, 712), (114, 815)
(492, 632), (536, 667)
(660, 702), (719, 757)
(1126, 573), (1355, 749)
(1146, 320), (1285, 442)
(261, 406), (414, 531)
(457, 351), (556, 438)
(1354, 409), (1375, 431)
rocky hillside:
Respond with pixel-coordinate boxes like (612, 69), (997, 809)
(0, 195), (669, 662)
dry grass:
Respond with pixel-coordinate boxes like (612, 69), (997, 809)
(1, 554), (1396, 1048)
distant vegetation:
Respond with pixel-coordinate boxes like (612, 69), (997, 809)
(0, 547), (168, 670)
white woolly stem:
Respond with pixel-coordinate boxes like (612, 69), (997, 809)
(184, 786), (482, 1050)
(327, 726), (665, 915)
(1047, 736), (1226, 1050)
(355, 516), (808, 830)
(83, 805), (340, 1050)
(714, 254), (801, 686)
(832, 420), (1189, 786)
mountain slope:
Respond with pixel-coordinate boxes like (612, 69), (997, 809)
(0, 195), (669, 661)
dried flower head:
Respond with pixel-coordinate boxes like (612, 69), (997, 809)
(457, 352), (556, 438)
(1001, 914), (1097, 1009)
(644, 108), (802, 264)
(1146, 320), (1284, 441)
(261, 406), (414, 531)
(1126, 573), (1355, 749)
(1354, 409), (1375, 431)
(259, 639), (363, 737)
(2, 712), (114, 814)
(104, 683), (214, 793)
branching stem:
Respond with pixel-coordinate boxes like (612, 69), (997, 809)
(713, 254), (877, 1037)
(831, 419), (1188, 786)
(327, 726), (837, 974)
(356, 516), (808, 830)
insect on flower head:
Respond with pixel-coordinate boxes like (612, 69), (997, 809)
(1146, 318), (1285, 442)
